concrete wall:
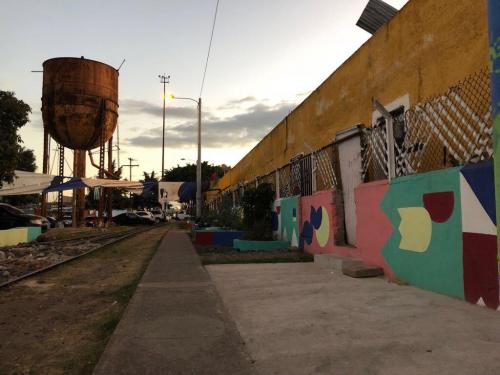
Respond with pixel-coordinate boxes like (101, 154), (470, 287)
(216, 0), (489, 191)
(0, 227), (41, 247)
(355, 161), (499, 310)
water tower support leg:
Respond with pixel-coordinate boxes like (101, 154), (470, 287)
(41, 127), (50, 217)
(72, 150), (86, 227)
(107, 137), (113, 227)
(57, 145), (64, 221)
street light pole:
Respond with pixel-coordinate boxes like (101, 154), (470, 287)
(170, 95), (203, 218)
(158, 74), (170, 180)
(196, 97), (202, 218)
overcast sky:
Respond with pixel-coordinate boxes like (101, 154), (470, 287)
(0, 0), (409, 181)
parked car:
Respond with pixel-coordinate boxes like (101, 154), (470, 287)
(113, 212), (154, 226)
(175, 212), (192, 221)
(135, 210), (157, 224)
(150, 208), (165, 222)
(62, 215), (72, 227)
(46, 216), (57, 228)
(0, 203), (49, 231)
(85, 216), (97, 227)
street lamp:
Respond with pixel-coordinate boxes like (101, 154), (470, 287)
(170, 95), (202, 218)
(158, 74), (170, 180)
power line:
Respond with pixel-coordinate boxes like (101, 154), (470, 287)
(199, 0), (220, 98)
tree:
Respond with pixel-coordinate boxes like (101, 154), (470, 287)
(0, 91), (32, 188)
(241, 183), (275, 240)
(1, 147), (39, 207)
(163, 162), (228, 185)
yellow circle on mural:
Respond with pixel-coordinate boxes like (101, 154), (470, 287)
(316, 207), (330, 247)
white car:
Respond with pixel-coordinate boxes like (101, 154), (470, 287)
(135, 210), (157, 224)
(150, 208), (165, 222)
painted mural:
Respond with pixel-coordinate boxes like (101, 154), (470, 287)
(272, 199), (282, 240)
(460, 161), (499, 309)
(381, 167), (464, 299)
(300, 190), (335, 253)
(268, 161), (499, 311)
(274, 196), (300, 248)
(355, 181), (394, 278)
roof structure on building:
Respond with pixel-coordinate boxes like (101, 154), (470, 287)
(356, 0), (398, 35)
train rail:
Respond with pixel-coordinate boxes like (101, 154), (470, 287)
(0, 225), (162, 289)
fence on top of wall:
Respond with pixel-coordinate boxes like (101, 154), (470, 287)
(208, 68), (493, 211)
(362, 69), (493, 181)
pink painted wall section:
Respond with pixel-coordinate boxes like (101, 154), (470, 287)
(299, 189), (362, 258)
(300, 189), (336, 254)
(355, 180), (395, 279)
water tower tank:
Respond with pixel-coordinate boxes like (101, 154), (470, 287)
(41, 57), (119, 150)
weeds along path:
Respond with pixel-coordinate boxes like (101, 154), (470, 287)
(0, 224), (169, 375)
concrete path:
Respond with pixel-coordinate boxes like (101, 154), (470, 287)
(207, 263), (500, 375)
(94, 231), (254, 375)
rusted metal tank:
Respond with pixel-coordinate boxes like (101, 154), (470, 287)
(41, 57), (118, 150)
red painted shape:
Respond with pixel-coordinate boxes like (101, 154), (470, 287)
(300, 189), (335, 254)
(463, 232), (499, 310)
(195, 231), (214, 245)
(423, 191), (454, 223)
(355, 180), (394, 279)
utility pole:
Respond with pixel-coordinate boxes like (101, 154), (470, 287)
(124, 157), (139, 182)
(123, 157), (139, 209)
(158, 74), (170, 180)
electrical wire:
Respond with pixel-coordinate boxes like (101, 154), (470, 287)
(49, 147), (58, 175)
(199, 0), (220, 98)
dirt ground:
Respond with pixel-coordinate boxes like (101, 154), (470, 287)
(194, 243), (313, 265)
(0, 225), (168, 375)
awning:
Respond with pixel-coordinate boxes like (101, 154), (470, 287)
(0, 171), (151, 196)
(44, 177), (147, 193)
(0, 171), (56, 196)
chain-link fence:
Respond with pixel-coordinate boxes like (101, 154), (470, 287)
(362, 69), (492, 181)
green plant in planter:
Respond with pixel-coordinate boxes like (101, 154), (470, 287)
(241, 183), (275, 240)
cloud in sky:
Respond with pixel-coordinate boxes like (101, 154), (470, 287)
(125, 99), (293, 149)
(120, 99), (197, 119)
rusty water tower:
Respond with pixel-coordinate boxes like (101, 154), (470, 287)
(41, 57), (119, 226)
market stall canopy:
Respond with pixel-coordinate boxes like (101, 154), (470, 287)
(0, 171), (152, 196)
(44, 177), (151, 194)
(0, 171), (56, 196)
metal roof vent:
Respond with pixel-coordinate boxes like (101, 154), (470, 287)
(356, 0), (398, 35)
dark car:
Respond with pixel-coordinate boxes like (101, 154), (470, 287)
(46, 216), (57, 228)
(113, 212), (154, 226)
(0, 203), (49, 231)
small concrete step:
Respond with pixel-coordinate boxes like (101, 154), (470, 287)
(342, 261), (384, 278)
(314, 254), (354, 271)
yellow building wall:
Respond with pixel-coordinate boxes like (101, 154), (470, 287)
(216, 0), (489, 192)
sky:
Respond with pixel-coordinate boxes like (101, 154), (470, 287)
(0, 0), (409, 181)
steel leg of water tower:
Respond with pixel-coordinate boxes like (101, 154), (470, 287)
(41, 127), (50, 217)
(57, 144), (64, 221)
(106, 137), (113, 227)
(72, 150), (86, 227)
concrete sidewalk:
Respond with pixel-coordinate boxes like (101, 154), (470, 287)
(208, 263), (500, 375)
(94, 230), (254, 375)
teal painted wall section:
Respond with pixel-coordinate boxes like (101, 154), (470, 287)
(27, 227), (41, 242)
(280, 196), (300, 248)
(381, 167), (464, 299)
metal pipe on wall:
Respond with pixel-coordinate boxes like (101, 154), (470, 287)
(488, 0), (500, 256)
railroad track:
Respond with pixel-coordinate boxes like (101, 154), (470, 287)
(0, 225), (164, 288)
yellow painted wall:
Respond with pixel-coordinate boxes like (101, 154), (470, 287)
(215, 0), (489, 193)
(0, 228), (28, 247)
